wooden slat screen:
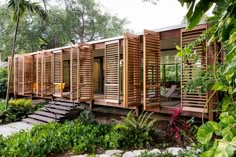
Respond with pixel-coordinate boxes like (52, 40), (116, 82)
(14, 57), (18, 96)
(104, 40), (120, 103)
(43, 52), (53, 96)
(70, 46), (78, 100)
(143, 30), (161, 110)
(53, 51), (62, 96)
(24, 55), (33, 94)
(36, 53), (43, 97)
(78, 44), (93, 101)
(181, 25), (208, 113)
(17, 57), (23, 95)
(33, 55), (37, 94)
(124, 33), (141, 107)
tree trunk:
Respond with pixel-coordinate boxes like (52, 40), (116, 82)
(5, 16), (20, 109)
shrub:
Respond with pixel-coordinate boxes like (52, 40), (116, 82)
(169, 107), (197, 145)
(0, 98), (38, 123)
(0, 68), (7, 98)
(0, 121), (119, 156)
(113, 111), (159, 148)
(140, 150), (174, 157)
(79, 110), (96, 125)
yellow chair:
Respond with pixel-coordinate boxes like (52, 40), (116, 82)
(54, 83), (65, 93)
(33, 83), (38, 93)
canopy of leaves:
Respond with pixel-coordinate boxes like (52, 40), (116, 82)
(0, 0), (128, 60)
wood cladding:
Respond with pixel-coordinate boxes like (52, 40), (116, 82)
(124, 33), (141, 107)
(43, 52), (53, 96)
(70, 47), (78, 100)
(143, 30), (161, 110)
(24, 55), (33, 94)
(104, 40), (120, 103)
(181, 25), (208, 113)
(78, 44), (94, 101)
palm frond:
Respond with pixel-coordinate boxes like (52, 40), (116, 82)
(7, 0), (47, 21)
(142, 112), (154, 127)
(25, 0), (47, 19)
(139, 111), (149, 127)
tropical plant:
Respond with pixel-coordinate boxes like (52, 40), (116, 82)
(114, 111), (158, 148)
(5, 0), (47, 108)
(140, 150), (174, 157)
(79, 110), (96, 125)
(0, 68), (7, 98)
(175, 0), (236, 156)
(169, 107), (197, 145)
(0, 98), (38, 123)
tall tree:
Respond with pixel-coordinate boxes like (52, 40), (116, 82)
(5, 0), (46, 108)
(63, 0), (128, 42)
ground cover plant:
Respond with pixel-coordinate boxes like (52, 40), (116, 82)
(0, 111), (164, 156)
(0, 68), (7, 98)
(0, 98), (40, 123)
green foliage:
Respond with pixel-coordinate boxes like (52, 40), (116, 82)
(0, 0), (128, 59)
(79, 110), (96, 125)
(176, 1), (236, 156)
(140, 150), (174, 157)
(0, 121), (122, 156)
(0, 98), (38, 123)
(0, 68), (7, 98)
(113, 111), (158, 148)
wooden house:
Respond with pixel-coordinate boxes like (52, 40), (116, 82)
(8, 23), (220, 120)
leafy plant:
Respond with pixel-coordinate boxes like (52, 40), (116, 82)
(0, 98), (38, 123)
(79, 110), (96, 125)
(140, 150), (174, 157)
(114, 111), (158, 148)
(169, 107), (197, 145)
(0, 68), (7, 98)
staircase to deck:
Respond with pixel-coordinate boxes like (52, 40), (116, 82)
(22, 101), (78, 124)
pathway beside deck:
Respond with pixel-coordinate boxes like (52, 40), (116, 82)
(0, 121), (33, 137)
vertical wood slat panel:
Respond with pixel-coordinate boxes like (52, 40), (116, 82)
(104, 40), (120, 103)
(33, 55), (37, 94)
(124, 33), (141, 107)
(78, 44), (94, 101)
(53, 51), (62, 96)
(36, 53), (43, 97)
(17, 56), (24, 95)
(24, 55), (33, 94)
(143, 30), (161, 110)
(43, 52), (53, 96)
(70, 46), (78, 100)
(181, 25), (208, 112)
(14, 57), (18, 96)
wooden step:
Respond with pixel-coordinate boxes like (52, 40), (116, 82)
(41, 108), (68, 115)
(28, 115), (56, 123)
(22, 118), (45, 124)
(49, 101), (76, 107)
(45, 104), (72, 111)
(34, 111), (64, 119)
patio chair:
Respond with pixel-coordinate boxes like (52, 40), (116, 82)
(161, 85), (177, 101)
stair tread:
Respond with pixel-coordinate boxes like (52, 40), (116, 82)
(34, 111), (64, 119)
(22, 118), (45, 124)
(49, 101), (75, 107)
(41, 108), (68, 115)
(28, 114), (56, 122)
(45, 104), (72, 111)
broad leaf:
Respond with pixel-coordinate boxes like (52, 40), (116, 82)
(197, 121), (220, 144)
(212, 82), (228, 91)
